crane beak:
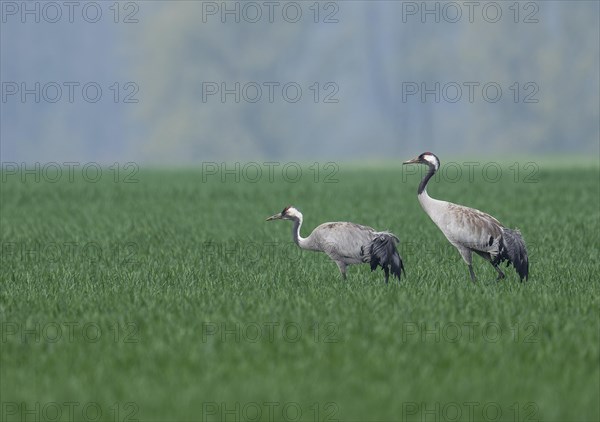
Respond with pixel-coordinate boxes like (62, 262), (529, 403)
(403, 157), (420, 165)
(266, 213), (283, 221)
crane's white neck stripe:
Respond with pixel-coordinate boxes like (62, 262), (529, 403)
(423, 154), (439, 170)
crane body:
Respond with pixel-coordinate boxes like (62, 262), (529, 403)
(404, 152), (529, 282)
(266, 206), (405, 283)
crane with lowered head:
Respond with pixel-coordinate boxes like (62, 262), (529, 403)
(266, 205), (405, 283)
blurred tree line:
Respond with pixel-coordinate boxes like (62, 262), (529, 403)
(2, 1), (598, 163)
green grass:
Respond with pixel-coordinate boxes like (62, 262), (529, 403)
(1, 161), (599, 422)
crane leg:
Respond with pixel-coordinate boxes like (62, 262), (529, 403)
(335, 261), (347, 280)
(468, 265), (477, 283)
(493, 264), (505, 281)
(457, 247), (476, 283)
(383, 267), (389, 284)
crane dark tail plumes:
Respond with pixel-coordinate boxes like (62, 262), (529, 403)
(368, 233), (405, 281)
(497, 228), (529, 281)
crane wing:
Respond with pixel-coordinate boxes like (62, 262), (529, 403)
(442, 203), (504, 255)
(310, 222), (376, 264)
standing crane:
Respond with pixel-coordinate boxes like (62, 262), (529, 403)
(403, 152), (528, 282)
(266, 206), (405, 283)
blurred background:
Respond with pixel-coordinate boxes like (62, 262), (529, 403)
(1, 0), (599, 164)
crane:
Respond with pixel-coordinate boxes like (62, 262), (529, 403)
(403, 152), (529, 282)
(266, 205), (405, 283)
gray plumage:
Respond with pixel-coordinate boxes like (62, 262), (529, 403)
(404, 152), (529, 282)
(497, 228), (528, 280)
(366, 233), (404, 282)
(266, 206), (405, 283)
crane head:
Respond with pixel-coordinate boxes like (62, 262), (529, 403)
(266, 205), (302, 221)
(403, 152), (440, 170)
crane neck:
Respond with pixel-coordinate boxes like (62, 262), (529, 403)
(292, 216), (308, 249)
(417, 165), (446, 224)
(418, 165), (437, 196)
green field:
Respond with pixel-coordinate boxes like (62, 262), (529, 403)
(1, 160), (599, 422)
